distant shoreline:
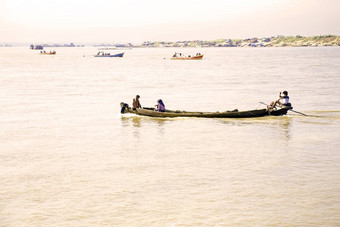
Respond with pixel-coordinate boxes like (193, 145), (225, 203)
(1, 35), (339, 48)
(139, 35), (340, 48)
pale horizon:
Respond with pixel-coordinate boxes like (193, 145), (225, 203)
(1, 0), (340, 43)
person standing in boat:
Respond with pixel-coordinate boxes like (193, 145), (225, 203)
(132, 95), (142, 110)
(155, 99), (165, 112)
(270, 91), (291, 108)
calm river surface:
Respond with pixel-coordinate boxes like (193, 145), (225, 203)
(0, 47), (339, 226)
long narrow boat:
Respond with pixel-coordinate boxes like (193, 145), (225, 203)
(171, 54), (203, 60)
(120, 103), (291, 118)
(94, 52), (124, 57)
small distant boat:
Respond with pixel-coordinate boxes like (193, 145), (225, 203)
(39, 51), (56, 55)
(94, 51), (124, 57)
(171, 53), (203, 60)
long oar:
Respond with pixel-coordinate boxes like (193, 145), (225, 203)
(259, 102), (309, 116)
(289, 109), (308, 116)
(259, 102), (271, 107)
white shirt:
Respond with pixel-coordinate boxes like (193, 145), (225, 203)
(283, 95), (289, 104)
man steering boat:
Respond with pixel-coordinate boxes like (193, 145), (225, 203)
(270, 90), (291, 109)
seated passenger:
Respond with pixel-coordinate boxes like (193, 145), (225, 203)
(132, 99), (137, 110)
(132, 95), (142, 110)
(155, 99), (165, 112)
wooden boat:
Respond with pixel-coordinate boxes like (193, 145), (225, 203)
(94, 52), (124, 57)
(120, 103), (292, 118)
(39, 51), (56, 55)
(171, 54), (203, 60)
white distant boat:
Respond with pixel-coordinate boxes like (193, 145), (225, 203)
(94, 52), (124, 57)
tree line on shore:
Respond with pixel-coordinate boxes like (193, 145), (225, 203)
(3, 35), (339, 48)
(140, 35), (340, 48)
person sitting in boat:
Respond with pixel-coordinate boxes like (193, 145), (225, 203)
(154, 99), (165, 112)
(132, 95), (142, 110)
(270, 91), (291, 109)
(120, 102), (129, 113)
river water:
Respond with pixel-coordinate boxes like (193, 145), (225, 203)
(0, 47), (339, 226)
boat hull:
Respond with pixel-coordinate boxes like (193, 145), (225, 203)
(40, 52), (56, 55)
(120, 104), (290, 118)
(171, 55), (203, 60)
(94, 52), (124, 57)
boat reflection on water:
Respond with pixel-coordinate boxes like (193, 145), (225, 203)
(121, 115), (168, 137)
(121, 114), (293, 143)
(218, 115), (293, 141)
(121, 115), (169, 127)
(217, 115), (292, 127)
(121, 115), (142, 128)
(279, 117), (292, 140)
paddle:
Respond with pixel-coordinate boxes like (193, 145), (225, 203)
(289, 109), (309, 116)
(259, 102), (309, 116)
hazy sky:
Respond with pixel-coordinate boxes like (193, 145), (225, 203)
(1, 0), (339, 43)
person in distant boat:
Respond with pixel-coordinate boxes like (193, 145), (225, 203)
(155, 99), (165, 112)
(270, 91), (291, 109)
(132, 95), (142, 110)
